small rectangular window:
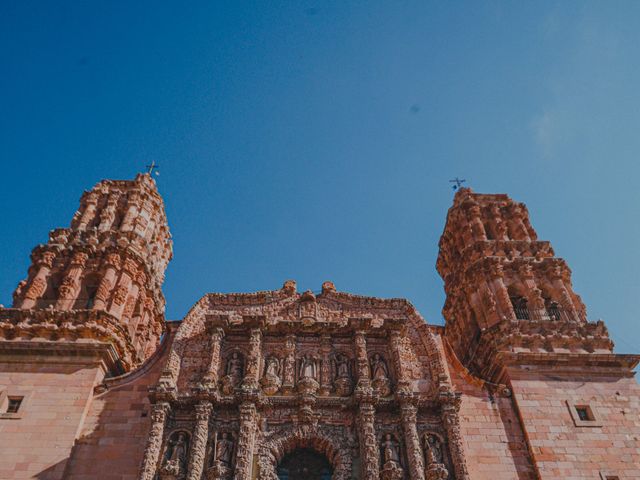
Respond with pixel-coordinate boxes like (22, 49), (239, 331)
(575, 406), (592, 421)
(6, 397), (23, 414)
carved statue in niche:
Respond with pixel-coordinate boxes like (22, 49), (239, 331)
(159, 431), (190, 480)
(297, 354), (319, 394)
(370, 353), (392, 396)
(380, 433), (403, 480)
(333, 353), (353, 396)
(220, 351), (244, 395)
(206, 432), (235, 480)
(260, 356), (282, 395)
(424, 434), (449, 480)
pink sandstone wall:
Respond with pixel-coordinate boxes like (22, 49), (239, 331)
(450, 369), (537, 480)
(63, 331), (171, 480)
(0, 359), (104, 479)
(509, 368), (640, 479)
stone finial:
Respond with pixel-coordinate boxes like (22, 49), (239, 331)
(282, 280), (297, 295)
(321, 281), (336, 294)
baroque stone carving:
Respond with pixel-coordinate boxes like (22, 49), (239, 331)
(220, 351), (244, 395)
(138, 403), (170, 480)
(206, 432), (236, 480)
(159, 431), (190, 480)
(370, 353), (392, 397)
(257, 424), (353, 480)
(260, 356), (282, 395)
(333, 353), (353, 396)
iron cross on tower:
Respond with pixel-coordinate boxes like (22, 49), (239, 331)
(145, 161), (160, 176)
(449, 177), (466, 190)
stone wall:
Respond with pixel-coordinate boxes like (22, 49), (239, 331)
(0, 357), (104, 479)
(509, 367), (640, 479)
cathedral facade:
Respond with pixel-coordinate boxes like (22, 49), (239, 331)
(1, 173), (639, 480)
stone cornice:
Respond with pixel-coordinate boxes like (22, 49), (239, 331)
(0, 307), (142, 374)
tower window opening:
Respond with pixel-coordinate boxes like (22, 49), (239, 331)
(510, 296), (529, 320)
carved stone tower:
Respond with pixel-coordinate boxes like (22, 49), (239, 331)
(437, 188), (613, 380)
(10, 173), (172, 371)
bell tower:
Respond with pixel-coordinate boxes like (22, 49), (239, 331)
(9, 173), (173, 371)
(437, 188), (613, 381)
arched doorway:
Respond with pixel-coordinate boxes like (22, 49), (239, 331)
(276, 448), (333, 480)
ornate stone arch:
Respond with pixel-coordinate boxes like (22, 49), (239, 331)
(257, 425), (352, 480)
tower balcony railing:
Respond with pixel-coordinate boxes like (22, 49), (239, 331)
(512, 306), (586, 323)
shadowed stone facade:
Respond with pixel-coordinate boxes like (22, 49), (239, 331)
(0, 175), (639, 479)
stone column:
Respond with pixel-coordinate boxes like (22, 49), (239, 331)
(202, 327), (225, 387)
(354, 330), (371, 393)
(93, 253), (120, 311)
(138, 402), (170, 480)
(241, 328), (261, 391)
(120, 193), (141, 231)
(234, 402), (258, 480)
(21, 251), (56, 309)
(77, 192), (98, 230)
(389, 330), (411, 395)
(357, 403), (380, 480)
(549, 266), (578, 316)
(400, 403), (425, 480)
(56, 251), (88, 310)
(281, 334), (296, 394)
(187, 401), (212, 480)
(319, 334), (332, 395)
(98, 194), (119, 231)
(442, 402), (470, 480)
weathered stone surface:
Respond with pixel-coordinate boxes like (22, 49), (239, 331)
(0, 177), (639, 480)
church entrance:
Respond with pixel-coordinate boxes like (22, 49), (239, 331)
(276, 448), (333, 480)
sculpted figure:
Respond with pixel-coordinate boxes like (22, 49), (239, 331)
(215, 432), (234, 466)
(160, 431), (190, 478)
(297, 354), (320, 394)
(370, 353), (392, 396)
(380, 434), (403, 480)
(220, 352), (244, 394)
(265, 356), (279, 377)
(371, 353), (389, 380)
(300, 354), (316, 380)
(335, 353), (350, 379)
(424, 434), (449, 480)
(333, 353), (353, 396)
(425, 434), (443, 464)
(226, 352), (244, 381)
(381, 433), (400, 464)
(260, 356), (282, 395)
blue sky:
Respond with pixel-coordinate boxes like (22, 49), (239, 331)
(1, 2), (639, 353)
